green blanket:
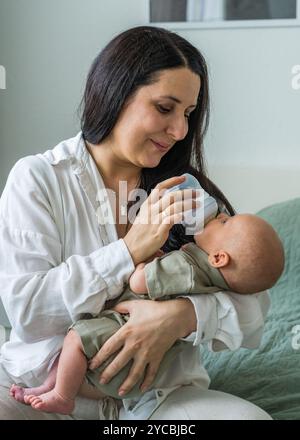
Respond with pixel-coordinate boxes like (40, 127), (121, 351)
(201, 198), (300, 420)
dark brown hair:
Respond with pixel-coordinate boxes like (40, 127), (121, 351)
(81, 26), (235, 250)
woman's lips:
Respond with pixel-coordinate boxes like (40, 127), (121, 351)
(151, 140), (170, 152)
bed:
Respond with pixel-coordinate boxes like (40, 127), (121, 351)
(0, 198), (299, 419)
(201, 197), (300, 420)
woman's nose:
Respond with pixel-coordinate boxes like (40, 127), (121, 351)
(166, 115), (188, 141)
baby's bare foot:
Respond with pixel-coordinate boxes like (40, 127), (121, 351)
(10, 384), (26, 403)
(26, 390), (75, 415)
(10, 383), (55, 404)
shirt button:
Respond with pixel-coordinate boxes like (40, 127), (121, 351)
(157, 390), (164, 397)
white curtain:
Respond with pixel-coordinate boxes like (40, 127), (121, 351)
(186, 0), (225, 21)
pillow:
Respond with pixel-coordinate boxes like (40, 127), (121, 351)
(201, 198), (300, 420)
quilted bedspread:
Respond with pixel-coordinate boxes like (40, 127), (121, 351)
(201, 198), (300, 420)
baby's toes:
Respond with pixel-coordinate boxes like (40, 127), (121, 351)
(25, 395), (39, 405)
(9, 387), (15, 397)
(9, 384), (17, 396)
(30, 397), (43, 409)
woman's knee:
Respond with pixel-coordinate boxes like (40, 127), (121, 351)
(206, 390), (272, 420)
(149, 386), (272, 420)
(231, 399), (272, 420)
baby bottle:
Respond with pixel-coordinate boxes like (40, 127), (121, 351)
(165, 173), (218, 234)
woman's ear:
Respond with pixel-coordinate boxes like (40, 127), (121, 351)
(208, 250), (230, 268)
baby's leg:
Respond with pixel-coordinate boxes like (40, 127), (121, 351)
(10, 356), (59, 404)
(26, 329), (88, 415)
(129, 263), (148, 294)
(78, 381), (107, 400)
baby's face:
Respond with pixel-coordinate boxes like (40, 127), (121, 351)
(194, 213), (260, 255)
(194, 213), (284, 293)
(194, 213), (231, 251)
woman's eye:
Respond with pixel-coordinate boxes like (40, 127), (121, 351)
(157, 105), (171, 114)
(157, 105), (190, 120)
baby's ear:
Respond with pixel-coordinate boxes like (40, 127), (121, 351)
(208, 250), (230, 268)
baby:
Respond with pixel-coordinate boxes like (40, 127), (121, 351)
(10, 212), (284, 414)
(130, 212), (285, 297)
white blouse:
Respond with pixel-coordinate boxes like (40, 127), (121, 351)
(0, 132), (270, 418)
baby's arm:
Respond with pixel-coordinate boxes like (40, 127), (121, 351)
(129, 263), (148, 294)
(129, 250), (165, 294)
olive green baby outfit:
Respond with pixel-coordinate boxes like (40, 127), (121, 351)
(72, 244), (229, 399)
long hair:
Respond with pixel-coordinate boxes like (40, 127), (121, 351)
(81, 26), (235, 250)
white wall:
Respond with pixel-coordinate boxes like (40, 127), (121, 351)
(0, 0), (147, 191)
(178, 26), (300, 212)
(0, 0), (299, 213)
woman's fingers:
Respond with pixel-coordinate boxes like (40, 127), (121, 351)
(155, 188), (195, 212)
(155, 175), (186, 191)
(159, 212), (185, 232)
(88, 299), (185, 396)
(89, 302), (134, 375)
(148, 176), (186, 203)
(124, 176), (201, 264)
(117, 356), (148, 396)
(97, 344), (134, 388)
(113, 300), (132, 314)
(163, 197), (200, 218)
(150, 189), (200, 219)
(89, 333), (124, 370)
(140, 360), (161, 393)
(114, 356), (162, 396)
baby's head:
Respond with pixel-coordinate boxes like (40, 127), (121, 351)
(194, 213), (285, 294)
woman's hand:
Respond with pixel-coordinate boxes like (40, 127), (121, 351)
(144, 249), (165, 264)
(89, 298), (196, 397)
(124, 176), (198, 265)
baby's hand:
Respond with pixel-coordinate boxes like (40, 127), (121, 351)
(129, 263), (148, 294)
(136, 262), (146, 270)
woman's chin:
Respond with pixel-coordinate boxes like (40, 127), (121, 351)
(143, 154), (164, 168)
(144, 160), (161, 168)
(133, 151), (164, 169)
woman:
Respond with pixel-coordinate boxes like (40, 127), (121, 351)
(0, 26), (271, 420)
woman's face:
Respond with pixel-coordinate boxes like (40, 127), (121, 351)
(108, 67), (201, 169)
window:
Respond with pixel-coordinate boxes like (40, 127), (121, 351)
(148, 0), (300, 29)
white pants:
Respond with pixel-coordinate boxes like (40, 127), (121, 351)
(0, 365), (272, 420)
(148, 385), (272, 420)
